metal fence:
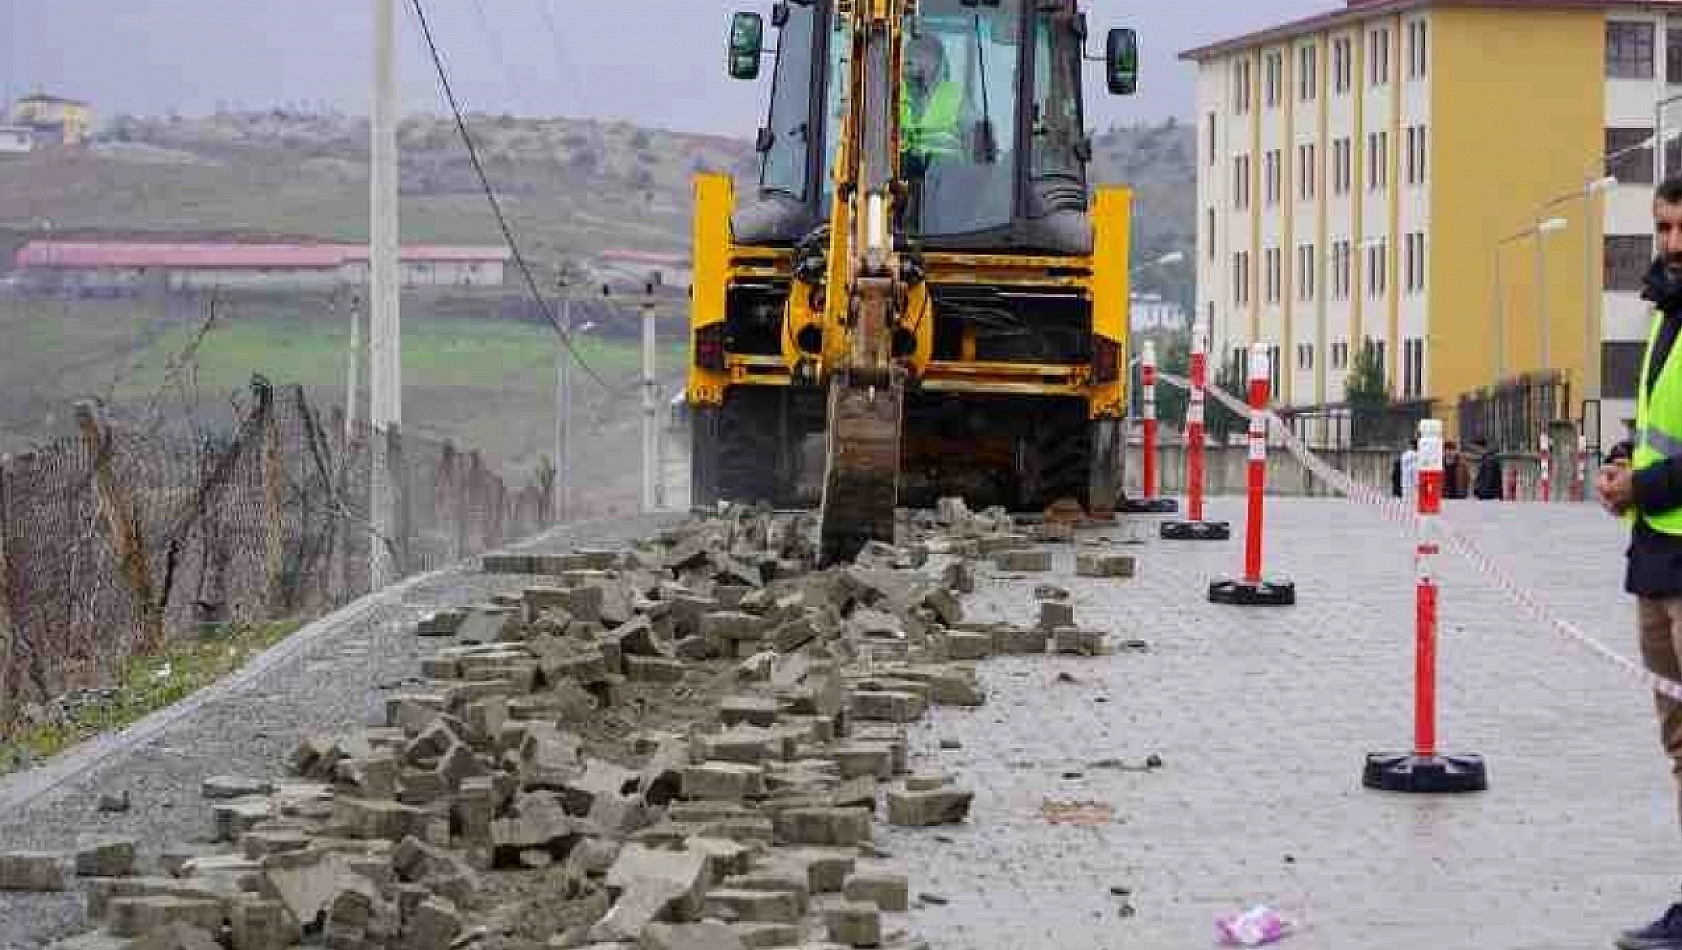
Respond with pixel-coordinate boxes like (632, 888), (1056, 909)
(0, 377), (550, 722)
(1456, 371), (1573, 454)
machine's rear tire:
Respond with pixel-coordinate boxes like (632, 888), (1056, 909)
(715, 388), (783, 506)
(1023, 398), (1092, 510)
(690, 403), (722, 508)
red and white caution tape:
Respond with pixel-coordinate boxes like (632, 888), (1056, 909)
(1159, 371), (1682, 703)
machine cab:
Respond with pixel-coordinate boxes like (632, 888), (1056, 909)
(728, 0), (1136, 255)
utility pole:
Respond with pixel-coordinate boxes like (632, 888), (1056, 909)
(345, 293), (362, 444)
(554, 288), (571, 523)
(641, 275), (661, 513)
(369, 0), (401, 586)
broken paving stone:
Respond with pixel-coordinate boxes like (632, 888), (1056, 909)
(940, 561), (975, 595)
(98, 790), (132, 813)
(944, 631), (993, 661)
(625, 655), (688, 684)
(0, 852), (68, 891)
(1075, 551), (1137, 578)
(825, 901), (883, 948)
(74, 837), (136, 878)
(333, 797), (429, 842)
(1033, 583), (1070, 600)
(605, 842), (709, 922)
(1032, 521), (1076, 543)
(415, 609), (465, 637)
(886, 786), (974, 827)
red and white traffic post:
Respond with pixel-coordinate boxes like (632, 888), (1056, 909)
(1124, 341), (1179, 514)
(1364, 418), (1488, 793)
(1161, 319), (1228, 540)
(1208, 345), (1294, 605)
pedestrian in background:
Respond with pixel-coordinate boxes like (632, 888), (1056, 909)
(1443, 440), (1470, 499)
(1597, 176), (1682, 950)
(1471, 438), (1502, 500)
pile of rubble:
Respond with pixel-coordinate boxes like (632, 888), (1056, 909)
(9, 501), (1138, 950)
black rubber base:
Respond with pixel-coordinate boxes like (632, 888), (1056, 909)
(1362, 753), (1488, 794)
(1160, 519), (1230, 541)
(1119, 497), (1180, 515)
(1207, 578), (1297, 605)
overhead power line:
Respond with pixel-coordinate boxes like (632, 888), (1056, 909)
(407, 0), (612, 390)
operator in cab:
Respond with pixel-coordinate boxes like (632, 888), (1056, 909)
(900, 32), (968, 224)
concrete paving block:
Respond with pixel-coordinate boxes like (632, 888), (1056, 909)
(228, 898), (299, 950)
(720, 695), (781, 728)
(773, 807), (872, 846)
(825, 900), (883, 947)
(642, 921), (748, 950)
(201, 775), (274, 800)
(723, 868), (810, 914)
(681, 762), (767, 800)
(1075, 550), (1137, 578)
(994, 626), (1050, 655)
(411, 896), (463, 950)
(945, 631), (993, 661)
(828, 744), (894, 781)
(0, 851), (68, 891)
(703, 887), (803, 923)
(1053, 628), (1107, 656)
(333, 797), (429, 842)
(605, 842), (709, 921)
(779, 848), (857, 893)
(993, 548), (1052, 572)
(107, 895), (225, 938)
(849, 690), (927, 723)
(885, 786), (974, 827)
(844, 869), (910, 911)
(1038, 600), (1076, 631)
(1032, 521), (1077, 543)
(626, 655), (689, 683)
(75, 837), (137, 878)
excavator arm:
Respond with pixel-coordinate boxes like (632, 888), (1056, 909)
(814, 0), (912, 564)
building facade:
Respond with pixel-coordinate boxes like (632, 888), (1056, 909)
(0, 126), (33, 154)
(1184, 0), (1682, 449)
(9, 93), (92, 146)
(13, 243), (511, 291)
(1130, 293), (1189, 331)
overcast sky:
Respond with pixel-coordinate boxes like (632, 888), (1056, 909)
(2, 1), (1330, 135)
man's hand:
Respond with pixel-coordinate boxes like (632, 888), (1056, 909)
(1598, 461), (1635, 516)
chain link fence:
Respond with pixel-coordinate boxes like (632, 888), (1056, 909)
(0, 376), (550, 722)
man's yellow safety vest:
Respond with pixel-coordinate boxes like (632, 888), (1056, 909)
(901, 80), (963, 160)
(1632, 310), (1682, 534)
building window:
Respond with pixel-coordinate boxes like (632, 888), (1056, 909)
(1333, 137), (1352, 194)
(1265, 51), (1283, 108)
(1367, 131), (1388, 190)
(1206, 208), (1216, 260)
(1333, 36), (1353, 94)
(1234, 251), (1251, 306)
(1207, 112), (1217, 166)
(1370, 27), (1390, 86)
(1367, 240), (1388, 298)
(1235, 58), (1252, 112)
(1299, 44), (1318, 101)
(1407, 21), (1428, 79)
(1265, 247), (1282, 304)
(1269, 344), (1282, 396)
(1608, 21), (1656, 80)
(1266, 149), (1282, 205)
(1606, 234), (1653, 292)
(1234, 154), (1250, 208)
(1405, 126), (1427, 185)
(1400, 338), (1424, 399)
(1604, 340), (1646, 399)
(1669, 28), (1682, 85)
(1606, 127), (1655, 184)
(1298, 243), (1316, 301)
(1332, 239), (1352, 300)
(1299, 143), (1316, 200)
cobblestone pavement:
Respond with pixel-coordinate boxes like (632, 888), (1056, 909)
(0, 514), (679, 950)
(884, 497), (1672, 950)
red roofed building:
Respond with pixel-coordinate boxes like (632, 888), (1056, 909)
(13, 242), (511, 291)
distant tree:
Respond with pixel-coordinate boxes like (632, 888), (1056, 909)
(1208, 356), (1249, 444)
(1346, 338), (1393, 448)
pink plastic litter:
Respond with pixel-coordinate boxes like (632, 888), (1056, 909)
(1215, 905), (1296, 946)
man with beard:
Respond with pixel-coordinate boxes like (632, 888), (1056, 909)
(1600, 177), (1682, 950)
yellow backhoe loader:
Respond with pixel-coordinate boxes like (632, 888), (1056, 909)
(688, 0), (1139, 564)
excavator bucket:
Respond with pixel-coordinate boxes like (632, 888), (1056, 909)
(818, 375), (905, 566)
